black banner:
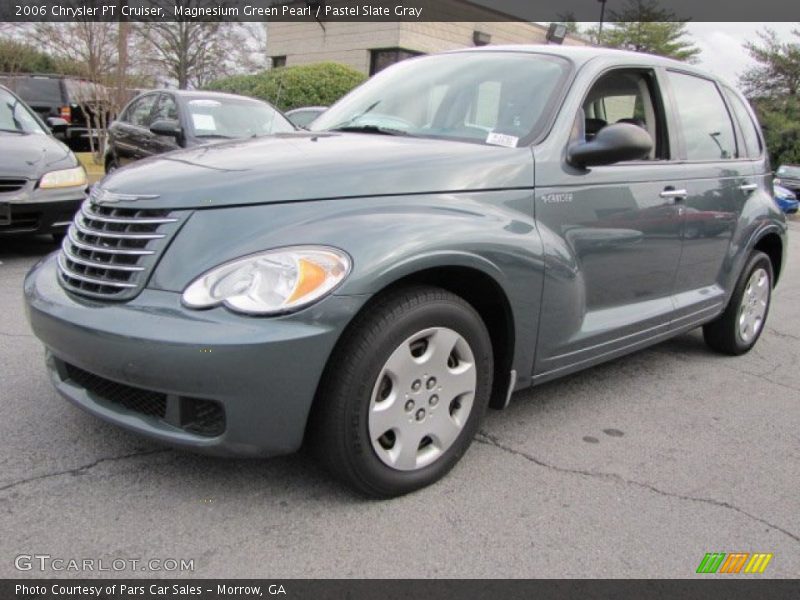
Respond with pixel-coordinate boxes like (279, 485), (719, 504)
(3, 580), (800, 600)
(1, 0), (799, 23)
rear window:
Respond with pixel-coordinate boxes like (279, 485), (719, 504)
(724, 88), (762, 159)
(0, 77), (62, 104)
(64, 79), (109, 103)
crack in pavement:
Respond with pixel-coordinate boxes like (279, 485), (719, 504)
(0, 449), (171, 495)
(476, 430), (800, 544)
(766, 328), (800, 343)
(0, 331), (34, 339)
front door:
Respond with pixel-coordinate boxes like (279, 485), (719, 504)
(534, 68), (685, 379)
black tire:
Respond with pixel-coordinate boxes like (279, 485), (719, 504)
(309, 285), (493, 498)
(105, 158), (118, 174)
(703, 251), (773, 355)
(51, 232), (66, 244)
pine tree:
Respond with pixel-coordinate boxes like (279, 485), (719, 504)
(590, 0), (700, 63)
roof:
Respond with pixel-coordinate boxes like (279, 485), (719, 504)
(452, 44), (717, 77)
(147, 89), (267, 102)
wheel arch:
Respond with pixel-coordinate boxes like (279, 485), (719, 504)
(752, 230), (784, 286)
(306, 262), (519, 448)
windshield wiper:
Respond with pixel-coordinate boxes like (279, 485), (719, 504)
(330, 124), (410, 137)
(0, 128), (26, 134)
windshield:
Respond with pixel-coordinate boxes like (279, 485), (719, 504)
(311, 52), (571, 145)
(186, 97), (295, 139)
(0, 88), (47, 134)
(777, 165), (800, 178)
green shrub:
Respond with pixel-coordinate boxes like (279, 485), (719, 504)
(0, 38), (58, 74)
(205, 62), (367, 112)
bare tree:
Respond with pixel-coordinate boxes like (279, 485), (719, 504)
(135, 0), (251, 89)
(34, 14), (141, 161)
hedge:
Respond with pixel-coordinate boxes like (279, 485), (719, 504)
(205, 62), (367, 112)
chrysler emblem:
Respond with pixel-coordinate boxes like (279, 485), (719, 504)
(89, 186), (160, 205)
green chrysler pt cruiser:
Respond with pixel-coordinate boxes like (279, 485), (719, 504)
(25, 46), (787, 497)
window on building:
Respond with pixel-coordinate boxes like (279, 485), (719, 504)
(370, 48), (423, 76)
(272, 56), (287, 68)
(667, 71), (737, 161)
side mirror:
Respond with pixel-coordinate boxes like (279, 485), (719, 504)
(567, 123), (653, 168)
(150, 119), (182, 139)
(46, 116), (68, 135)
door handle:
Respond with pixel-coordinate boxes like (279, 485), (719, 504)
(660, 188), (688, 200)
(739, 183), (758, 192)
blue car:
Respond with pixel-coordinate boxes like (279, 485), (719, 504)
(775, 184), (799, 214)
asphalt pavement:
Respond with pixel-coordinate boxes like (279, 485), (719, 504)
(1, 223), (798, 578)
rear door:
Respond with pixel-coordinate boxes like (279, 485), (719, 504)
(662, 70), (752, 324)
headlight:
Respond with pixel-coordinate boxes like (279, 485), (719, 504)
(39, 166), (87, 189)
(182, 246), (351, 315)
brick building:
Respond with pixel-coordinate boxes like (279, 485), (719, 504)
(266, 0), (587, 75)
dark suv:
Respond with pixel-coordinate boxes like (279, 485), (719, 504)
(0, 74), (109, 151)
(25, 47), (786, 497)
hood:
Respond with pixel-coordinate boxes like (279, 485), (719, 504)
(98, 132), (534, 210)
(0, 132), (77, 179)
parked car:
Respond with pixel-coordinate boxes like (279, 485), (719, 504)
(285, 106), (327, 129)
(25, 47), (786, 498)
(774, 164), (800, 194)
(0, 84), (87, 238)
(0, 73), (110, 151)
(774, 184), (799, 214)
(104, 90), (295, 172)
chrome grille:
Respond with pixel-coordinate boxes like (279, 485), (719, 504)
(58, 199), (183, 300)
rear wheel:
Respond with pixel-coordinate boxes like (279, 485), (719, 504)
(703, 251), (773, 355)
(310, 286), (493, 497)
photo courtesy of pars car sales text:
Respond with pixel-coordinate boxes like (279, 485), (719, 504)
(15, 584), (283, 596)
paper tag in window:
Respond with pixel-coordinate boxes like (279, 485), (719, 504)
(486, 132), (519, 148)
(192, 114), (216, 131)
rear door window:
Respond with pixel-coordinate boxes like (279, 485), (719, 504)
(667, 71), (737, 161)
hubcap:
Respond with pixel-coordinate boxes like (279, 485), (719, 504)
(738, 267), (769, 343)
(368, 327), (477, 471)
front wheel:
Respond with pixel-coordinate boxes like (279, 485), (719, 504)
(703, 250), (773, 355)
(310, 286), (493, 497)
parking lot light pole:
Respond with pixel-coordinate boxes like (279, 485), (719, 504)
(598, 0), (608, 40)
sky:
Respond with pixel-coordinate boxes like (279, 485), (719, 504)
(686, 22), (797, 86)
(567, 22), (797, 86)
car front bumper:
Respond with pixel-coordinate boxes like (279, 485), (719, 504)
(0, 186), (85, 235)
(24, 254), (367, 457)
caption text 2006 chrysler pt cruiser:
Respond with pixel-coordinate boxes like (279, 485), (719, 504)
(25, 47), (787, 497)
